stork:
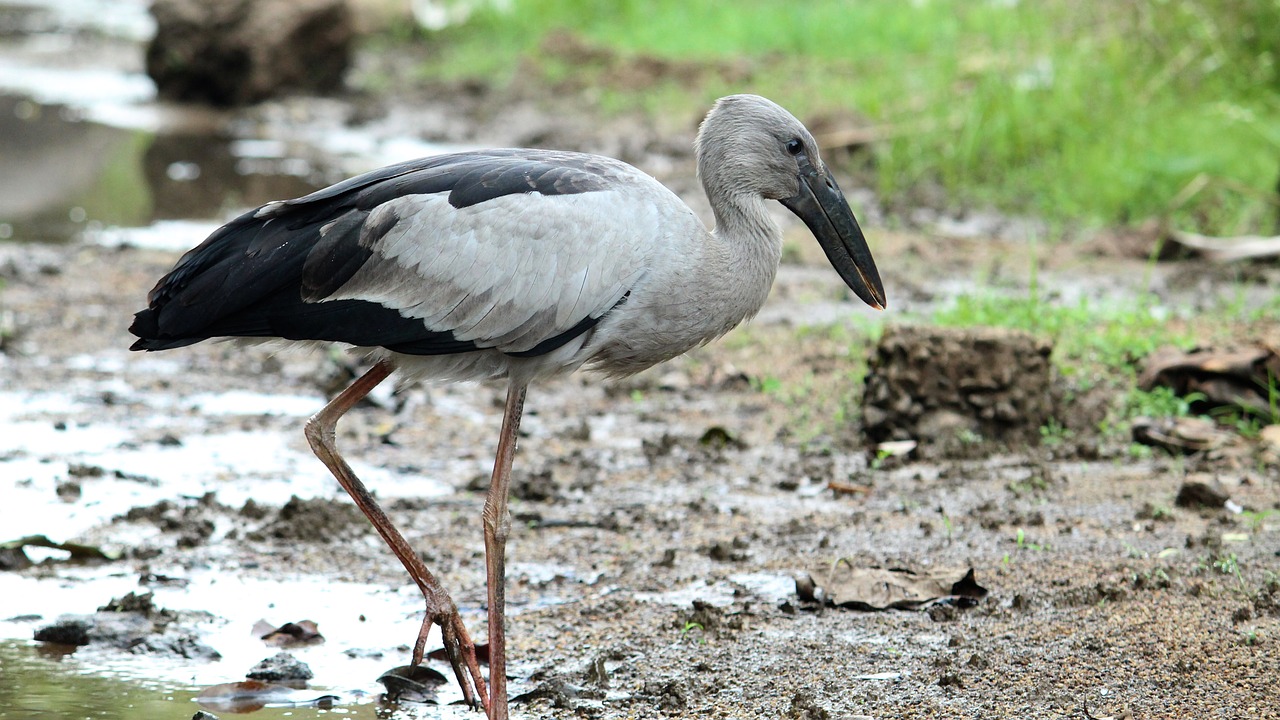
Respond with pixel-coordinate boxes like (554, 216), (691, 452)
(130, 94), (886, 718)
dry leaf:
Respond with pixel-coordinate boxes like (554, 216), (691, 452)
(798, 561), (987, 610)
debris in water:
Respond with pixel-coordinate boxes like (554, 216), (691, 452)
(253, 619), (325, 648)
(377, 664), (448, 703)
(0, 534), (121, 564)
(427, 642), (489, 665)
(196, 680), (338, 712)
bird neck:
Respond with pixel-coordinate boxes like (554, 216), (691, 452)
(697, 144), (784, 284)
(705, 191), (783, 316)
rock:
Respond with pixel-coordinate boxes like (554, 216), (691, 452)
(130, 633), (223, 661)
(861, 326), (1056, 456)
(377, 664), (447, 702)
(1260, 424), (1280, 451)
(33, 617), (92, 646)
(1175, 477), (1230, 509)
(247, 651), (314, 682)
(33, 593), (219, 659)
(146, 0), (355, 106)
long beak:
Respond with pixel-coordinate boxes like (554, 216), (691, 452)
(780, 157), (886, 310)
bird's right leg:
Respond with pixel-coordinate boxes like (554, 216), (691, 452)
(303, 359), (489, 713)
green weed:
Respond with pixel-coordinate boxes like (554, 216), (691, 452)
(932, 292), (1192, 372)
(1124, 386), (1205, 419)
(403, 0), (1280, 235)
(1013, 528), (1047, 551)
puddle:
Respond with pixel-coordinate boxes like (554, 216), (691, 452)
(0, 570), (487, 719)
(0, 0), (475, 248)
(0, 380), (456, 542)
(0, 91), (328, 243)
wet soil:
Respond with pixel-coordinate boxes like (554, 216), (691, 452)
(4, 219), (1279, 718)
(1, 16), (1279, 720)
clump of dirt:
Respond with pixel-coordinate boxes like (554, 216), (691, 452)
(247, 495), (370, 543)
(33, 591), (220, 660)
(861, 325), (1057, 456)
(118, 492), (224, 549)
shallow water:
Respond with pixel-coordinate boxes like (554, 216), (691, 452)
(0, 0), (461, 247)
(0, 638), (472, 719)
(0, 560), (496, 717)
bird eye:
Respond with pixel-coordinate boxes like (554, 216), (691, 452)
(785, 138), (803, 156)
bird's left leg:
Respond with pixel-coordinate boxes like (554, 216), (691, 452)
(481, 382), (528, 720)
(304, 359), (489, 713)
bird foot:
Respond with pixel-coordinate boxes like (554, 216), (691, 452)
(412, 600), (489, 714)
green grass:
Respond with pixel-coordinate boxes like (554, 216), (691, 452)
(1123, 385), (1203, 418)
(398, 0), (1280, 234)
(930, 291), (1192, 373)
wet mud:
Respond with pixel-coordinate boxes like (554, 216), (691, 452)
(1, 4), (1279, 719)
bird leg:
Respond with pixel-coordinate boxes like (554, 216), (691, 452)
(303, 359), (489, 713)
(481, 383), (528, 720)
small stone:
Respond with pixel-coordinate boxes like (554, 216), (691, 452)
(33, 617), (92, 646)
(1176, 479), (1230, 509)
(246, 651), (314, 682)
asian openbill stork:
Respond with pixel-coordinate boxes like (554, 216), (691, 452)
(130, 94), (886, 719)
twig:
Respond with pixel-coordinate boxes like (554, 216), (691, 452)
(827, 480), (872, 496)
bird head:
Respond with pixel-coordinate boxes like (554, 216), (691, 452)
(696, 94), (886, 310)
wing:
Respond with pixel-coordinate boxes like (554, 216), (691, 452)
(129, 150), (670, 357)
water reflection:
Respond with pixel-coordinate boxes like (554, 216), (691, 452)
(0, 93), (328, 244)
(0, 95), (147, 241)
(143, 133), (321, 222)
(0, 639), (450, 719)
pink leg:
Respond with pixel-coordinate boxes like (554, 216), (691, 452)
(481, 383), (528, 720)
(304, 359), (488, 713)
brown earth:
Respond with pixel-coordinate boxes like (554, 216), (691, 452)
(2, 39), (1279, 719)
(3, 211), (1278, 718)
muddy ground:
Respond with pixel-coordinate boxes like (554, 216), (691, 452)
(2, 37), (1280, 720)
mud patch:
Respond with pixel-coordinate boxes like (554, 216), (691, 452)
(247, 495), (371, 543)
(861, 325), (1056, 456)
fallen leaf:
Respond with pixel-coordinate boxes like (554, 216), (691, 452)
(798, 561), (987, 610)
(1167, 230), (1280, 263)
(254, 619), (324, 647)
(827, 480), (872, 496)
